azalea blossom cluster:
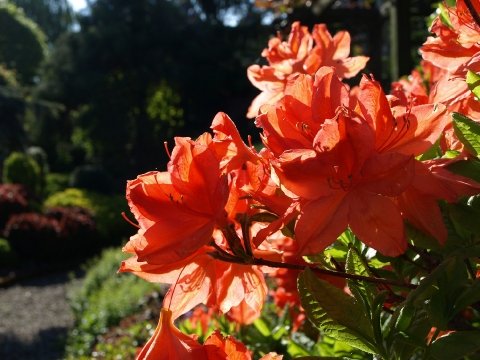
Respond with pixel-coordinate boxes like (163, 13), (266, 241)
(397, 0), (480, 150)
(120, 4), (480, 358)
(246, 21), (369, 118)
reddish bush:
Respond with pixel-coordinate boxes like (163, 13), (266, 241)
(0, 184), (29, 230)
(3, 206), (96, 261)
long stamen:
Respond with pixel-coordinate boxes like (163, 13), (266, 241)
(168, 265), (188, 310)
(327, 173), (352, 191)
(248, 135), (254, 149)
(164, 141), (172, 159)
(295, 122), (314, 142)
(121, 212), (141, 228)
(376, 112), (411, 153)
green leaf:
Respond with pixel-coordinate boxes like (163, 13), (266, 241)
(438, 2), (453, 28)
(417, 136), (442, 161)
(393, 331), (427, 349)
(429, 331), (480, 360)
(448, 202), (480, 237)
(467, 70), (480, 99)
(345, 246), (377, 304)
(405, 222), (443, 250)
(253, 318), (271, 337)
(450, 243), (480, 259)
(389, 308), (432, 360)
(445, 159), (480, 183)
(298, 268), (377, 354)
(417, 257), (468, 330)
(443, 150), (461, 159)
(468, 194), (480, 212)
(453, 276), (480, 315)
(394, 303), (416, 332)
(452, 112), (480, 158)
(290, 331), (315, 352)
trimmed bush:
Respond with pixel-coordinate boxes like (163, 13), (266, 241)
(2, 152), (41, 194)
(44, 188), (135, 247)
(26, 146), (49, 194)
(44, 173), (70, 197)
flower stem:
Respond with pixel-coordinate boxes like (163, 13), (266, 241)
(250, 257), (418, 289)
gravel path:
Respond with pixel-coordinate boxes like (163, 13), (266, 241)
(0, 271), (80, 360)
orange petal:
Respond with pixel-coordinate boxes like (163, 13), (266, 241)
(136, 308), (208, 360)
(295, 190), (349, 256)
(347, 189), (407, 257)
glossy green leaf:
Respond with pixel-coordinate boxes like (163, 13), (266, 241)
(417, 136), (442, 161)
(453, 276), (480, 315)
(467, 70), (480, 99)
(298, 268), (377, 354)
(429, 331), (480, 360)
(405, 222), (443, 250)
(345, 246), (377, 309)
(448, 202), (480, 237)
(445, 159), (480, 183)
(452, 112), (480, 158)
(443, 150), (461, 159)
(389, 308), (431, 360)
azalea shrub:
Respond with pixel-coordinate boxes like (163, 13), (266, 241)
(114, 1), (480, 359)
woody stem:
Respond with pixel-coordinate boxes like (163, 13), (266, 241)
(248, 257), (418, 289)
(464, 0), (480, 28)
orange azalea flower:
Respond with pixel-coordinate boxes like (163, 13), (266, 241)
(255, 67), (349, 157)
(208, 112), (261, 173)
(357, 75), (480, 244)
(274, 109), (415, 257)
(303, 24), (369, 79)
(203, 331), (283, 360)
(420, 0), (480, 76)
(136, 308), (208, 360)
(204, 331), (251, 359)
(124, 137), (229, 265)
(136, 308), (281, 359)
(120, 227), (282, 320)
(389, 60), (480, 151)
(247, 23), (368, 118)
(357, 74), (449, 157)
(225, 299), (261, 325)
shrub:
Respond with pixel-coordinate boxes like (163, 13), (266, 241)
(2, 152), (41, 194)
(44, 188), (135, 247)
(0, 184), (29, 230)
(45, 206), (96, 253)
(3, 212), (62, 260)
(69, 165), (113, 195)
(44, 173), (70, 197)
(65, 248), (159, 358)
(26, 146), (49, 194)
(3, 206), (96, 261)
